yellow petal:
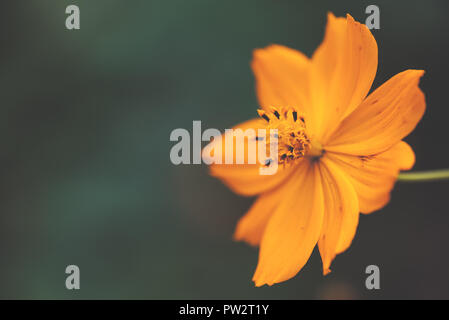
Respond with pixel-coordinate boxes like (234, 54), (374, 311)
(327, 70), (425, 155)
(253, 161), (324, 286)
(233, 193), (277, 247)
(234, 164), (304, 246)
(326, 141), (415, 214)
(207, 118), (295, 196)
(251, 44), (310, 114)
(318, 157), (359, 275)
(310, 13), (378, 142)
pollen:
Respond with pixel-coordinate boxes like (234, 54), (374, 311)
(257, 107), (311, 165)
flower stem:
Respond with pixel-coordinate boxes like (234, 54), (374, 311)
(398, 169), (449, 182)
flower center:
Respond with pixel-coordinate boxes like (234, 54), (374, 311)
(258, 107), (323, 165)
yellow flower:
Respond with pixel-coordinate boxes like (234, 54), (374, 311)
(206, 13), (425, 286)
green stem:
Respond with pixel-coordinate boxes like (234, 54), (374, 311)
(398, 169), (449, 182)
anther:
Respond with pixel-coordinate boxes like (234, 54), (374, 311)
(257, 106), (312, 165)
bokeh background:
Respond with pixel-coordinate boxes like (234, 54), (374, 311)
(0, 0), (448, 299)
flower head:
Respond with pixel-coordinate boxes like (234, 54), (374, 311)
(206, 13), (425, 286)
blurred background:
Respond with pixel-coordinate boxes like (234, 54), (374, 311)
(0, 0), (448, 299)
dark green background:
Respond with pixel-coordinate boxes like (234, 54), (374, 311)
(0, 0), (448, 299)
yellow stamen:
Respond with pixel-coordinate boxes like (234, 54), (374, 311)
(258, 107), (320, 165)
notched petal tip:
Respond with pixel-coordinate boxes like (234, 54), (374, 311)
(253, 279), (267, 288)
(252, 44), (307, 62)
(326, 11), (336, 20)
(252, 273), (276, 287)
(253, 281), (268, 288)
(346, 13), (370, 33)
(401, 69), (425, 85)
(233, 227), (259, 247)
(252, 272), (265, 287)
(251, 44), (281, 61)
(408, 69), (425, 79)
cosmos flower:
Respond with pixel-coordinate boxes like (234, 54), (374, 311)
(206, 13), (425, 286)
